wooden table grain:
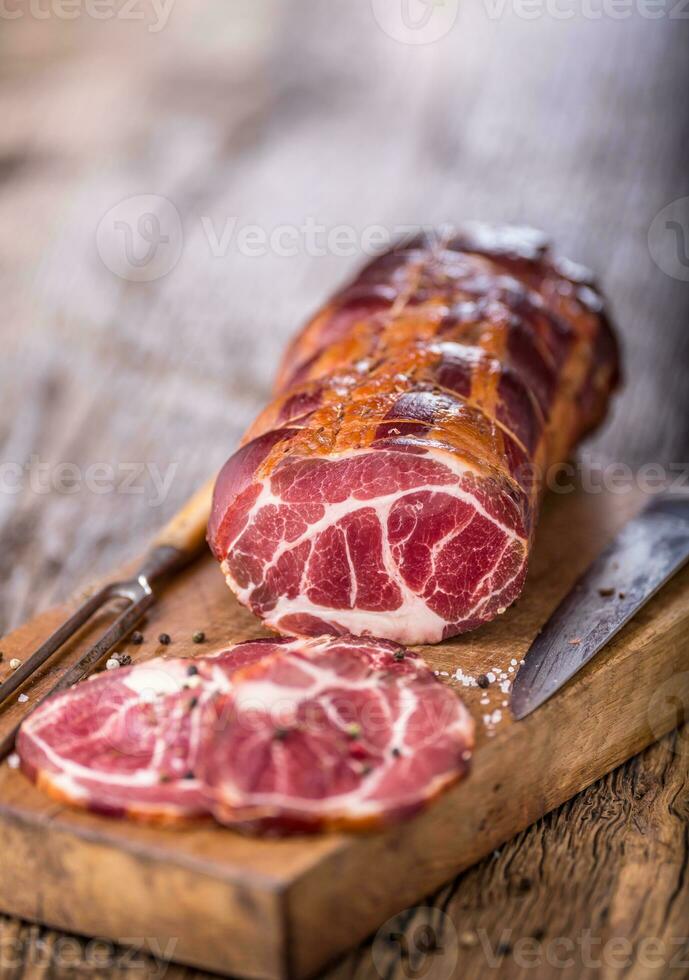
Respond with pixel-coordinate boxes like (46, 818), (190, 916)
(1, 2), (688, 978)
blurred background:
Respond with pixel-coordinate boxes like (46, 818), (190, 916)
(1, 2), (689, 976)
(1, 1), (688, 630)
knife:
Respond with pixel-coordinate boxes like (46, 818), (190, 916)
(511, 493), (689, 720)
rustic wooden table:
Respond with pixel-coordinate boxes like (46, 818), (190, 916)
(1, 2), (688, 977)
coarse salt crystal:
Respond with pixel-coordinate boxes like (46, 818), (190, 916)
(18, 693), (28, 703)
(453, 668), (477, 687)
(7, 753), (20, 769)
(105, 658), (120, 670)
(9, 658), (21, 670)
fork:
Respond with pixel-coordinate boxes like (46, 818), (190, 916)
(0, 476), (216, 758)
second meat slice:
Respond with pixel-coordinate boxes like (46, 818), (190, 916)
(17, 636), (474, 833)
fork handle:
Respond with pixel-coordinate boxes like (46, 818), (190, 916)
(149, 475), (216, 561)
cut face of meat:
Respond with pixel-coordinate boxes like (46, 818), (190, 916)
(198, 635), (475, 833)
(215, 447), (529, 644)
(16, 643), (281, 823)
(17, 637), (474, 833)
(17, 658), (213, 822)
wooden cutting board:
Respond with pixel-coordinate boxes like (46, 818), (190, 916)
(0, 483), (687, 980)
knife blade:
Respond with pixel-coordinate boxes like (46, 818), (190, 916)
(511, 494), (689, 720)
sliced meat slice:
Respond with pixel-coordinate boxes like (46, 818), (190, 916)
(198, 635), (475, 833)
(17, 636), (474, 833)
(16, 642), (283, 824)
(17, 658), (212, 822)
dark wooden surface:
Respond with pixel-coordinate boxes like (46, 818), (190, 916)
(1, 2), (688, 978)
